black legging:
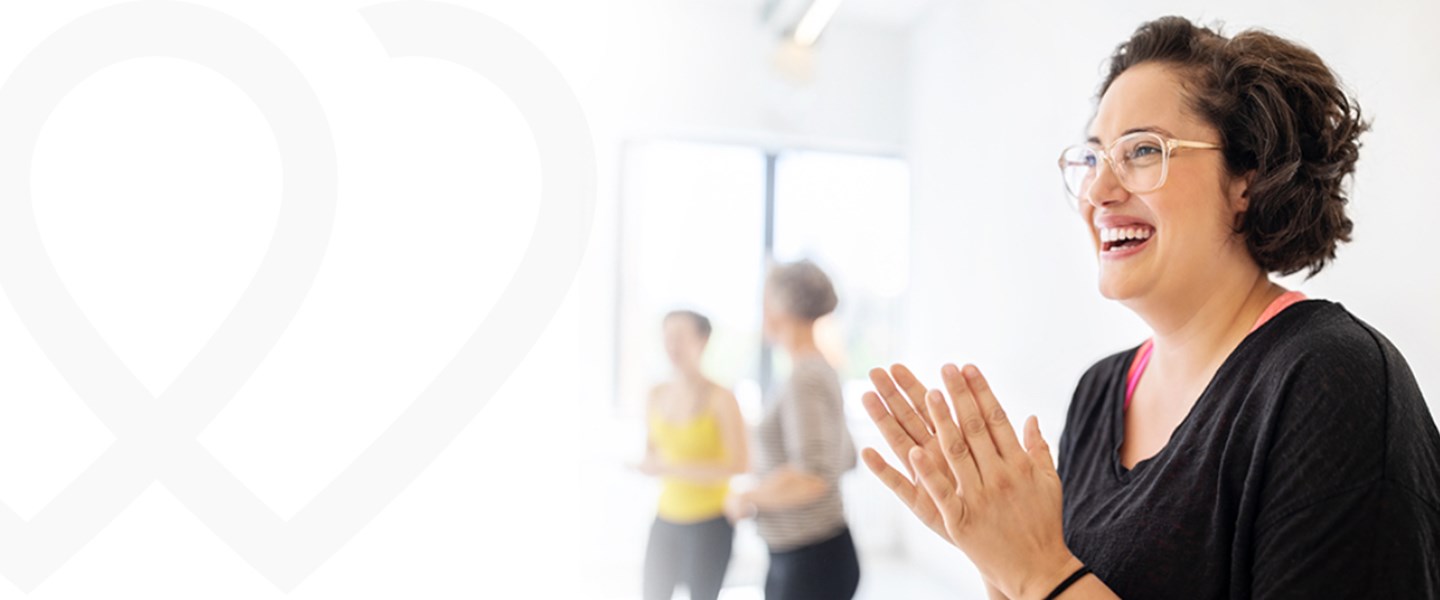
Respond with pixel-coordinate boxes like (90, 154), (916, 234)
(642, 516), (734, 600)
(765, 527), (861, 600)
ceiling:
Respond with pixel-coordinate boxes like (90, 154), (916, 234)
(835, 0), (937, 27)
(724, 0), (938, 29)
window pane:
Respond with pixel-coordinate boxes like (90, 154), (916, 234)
(617, 140), (767, 416)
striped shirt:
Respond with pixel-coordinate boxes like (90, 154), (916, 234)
(754, 354), (856, 551)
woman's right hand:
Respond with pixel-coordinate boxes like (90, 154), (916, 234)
(861, 366), (1013, 599)
(633, 455), (664, 477)
(859, 364), (954, 541)
(862, 364), (1085, 600)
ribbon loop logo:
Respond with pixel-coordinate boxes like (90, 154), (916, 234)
(0, 0), (594, 592)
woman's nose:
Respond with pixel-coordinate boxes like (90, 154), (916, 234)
(1084, 157), (1129, 208)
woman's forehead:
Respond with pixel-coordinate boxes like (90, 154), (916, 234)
(1088, 63), (1197, 144)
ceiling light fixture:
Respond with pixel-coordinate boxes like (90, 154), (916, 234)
(792, 0), (843, 47)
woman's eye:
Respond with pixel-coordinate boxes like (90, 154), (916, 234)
(1129, 145), (1161, 158)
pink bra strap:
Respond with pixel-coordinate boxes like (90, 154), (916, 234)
(1248, 290), (1308, 334)
(1124, 291), (1308, 410)
(1124, 340), (1153, 411)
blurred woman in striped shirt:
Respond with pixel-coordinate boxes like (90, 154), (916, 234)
(725, 259), (859, 600)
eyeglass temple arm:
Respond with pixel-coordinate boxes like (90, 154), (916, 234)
(1167, 139), (1222, 151)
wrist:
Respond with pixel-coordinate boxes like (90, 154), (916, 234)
(736, 492), (758, 516)
(1010, 553), (1085, 600)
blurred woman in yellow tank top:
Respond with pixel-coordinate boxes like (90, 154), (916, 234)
(636, 310), (749, 600)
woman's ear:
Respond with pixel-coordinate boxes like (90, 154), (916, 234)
(1227, 170), (1255, 213)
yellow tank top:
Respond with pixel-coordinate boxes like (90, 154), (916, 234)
(650, 406), (729, 523)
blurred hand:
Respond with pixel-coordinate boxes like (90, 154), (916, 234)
(633, 455), (664, 477)
(722, 493), (756, 524)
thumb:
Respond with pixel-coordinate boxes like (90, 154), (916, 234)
(1024, 415), (1058, 475)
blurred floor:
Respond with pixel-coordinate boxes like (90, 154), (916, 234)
(593, 555), (959, 600)
(718, 556), (960, 600)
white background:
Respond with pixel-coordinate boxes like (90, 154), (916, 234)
(0, 0), (603, 597)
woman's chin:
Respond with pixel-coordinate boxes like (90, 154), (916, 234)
(1097, 274), (1143, 301)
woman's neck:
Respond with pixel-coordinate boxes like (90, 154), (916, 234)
(672, 367), (707, 388)
(1134, 271), (1284, 390)
(781, 325), (820, 358)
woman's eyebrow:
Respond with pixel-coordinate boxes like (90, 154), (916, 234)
(1087, 125), (1174, 145)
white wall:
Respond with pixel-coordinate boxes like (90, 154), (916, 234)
(903, 0), (1440, 589)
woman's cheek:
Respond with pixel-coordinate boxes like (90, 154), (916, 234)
(1079, 206), (1101, 253)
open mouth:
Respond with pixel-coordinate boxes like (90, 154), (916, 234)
(1100, 225), (1155, 254)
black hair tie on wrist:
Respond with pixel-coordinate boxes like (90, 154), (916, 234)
(1042, 564), (1093, 600)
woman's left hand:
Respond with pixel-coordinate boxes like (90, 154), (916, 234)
(862, 363), (1083, 599)
(722, 492), (756, 524)
(633, 455), (664, 477)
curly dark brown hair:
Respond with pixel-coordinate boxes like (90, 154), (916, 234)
(1100, 16), (1369, 277)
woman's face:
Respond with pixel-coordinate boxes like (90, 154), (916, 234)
(760, 288), (788, 345)
(1081, 62), (1250, 304)
(662, 316), (706, 373)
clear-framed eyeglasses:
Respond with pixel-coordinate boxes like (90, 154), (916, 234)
(1057, 131), (1222, 209)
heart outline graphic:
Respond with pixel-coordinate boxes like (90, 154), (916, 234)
(0, 0), (595, 592)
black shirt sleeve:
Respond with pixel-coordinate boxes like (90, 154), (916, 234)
(1251, 479), (1439, 598)
(1249, 330), (1440, 598)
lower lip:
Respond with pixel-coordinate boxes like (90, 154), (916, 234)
(1101, 236), (1153, 259)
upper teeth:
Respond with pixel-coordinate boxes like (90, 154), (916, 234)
(1100, 227), (1154, 243)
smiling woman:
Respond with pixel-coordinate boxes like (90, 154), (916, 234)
(862, 15), (1440, 600)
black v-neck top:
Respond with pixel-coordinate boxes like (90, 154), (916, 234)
(1058, 300), (1440, 599)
